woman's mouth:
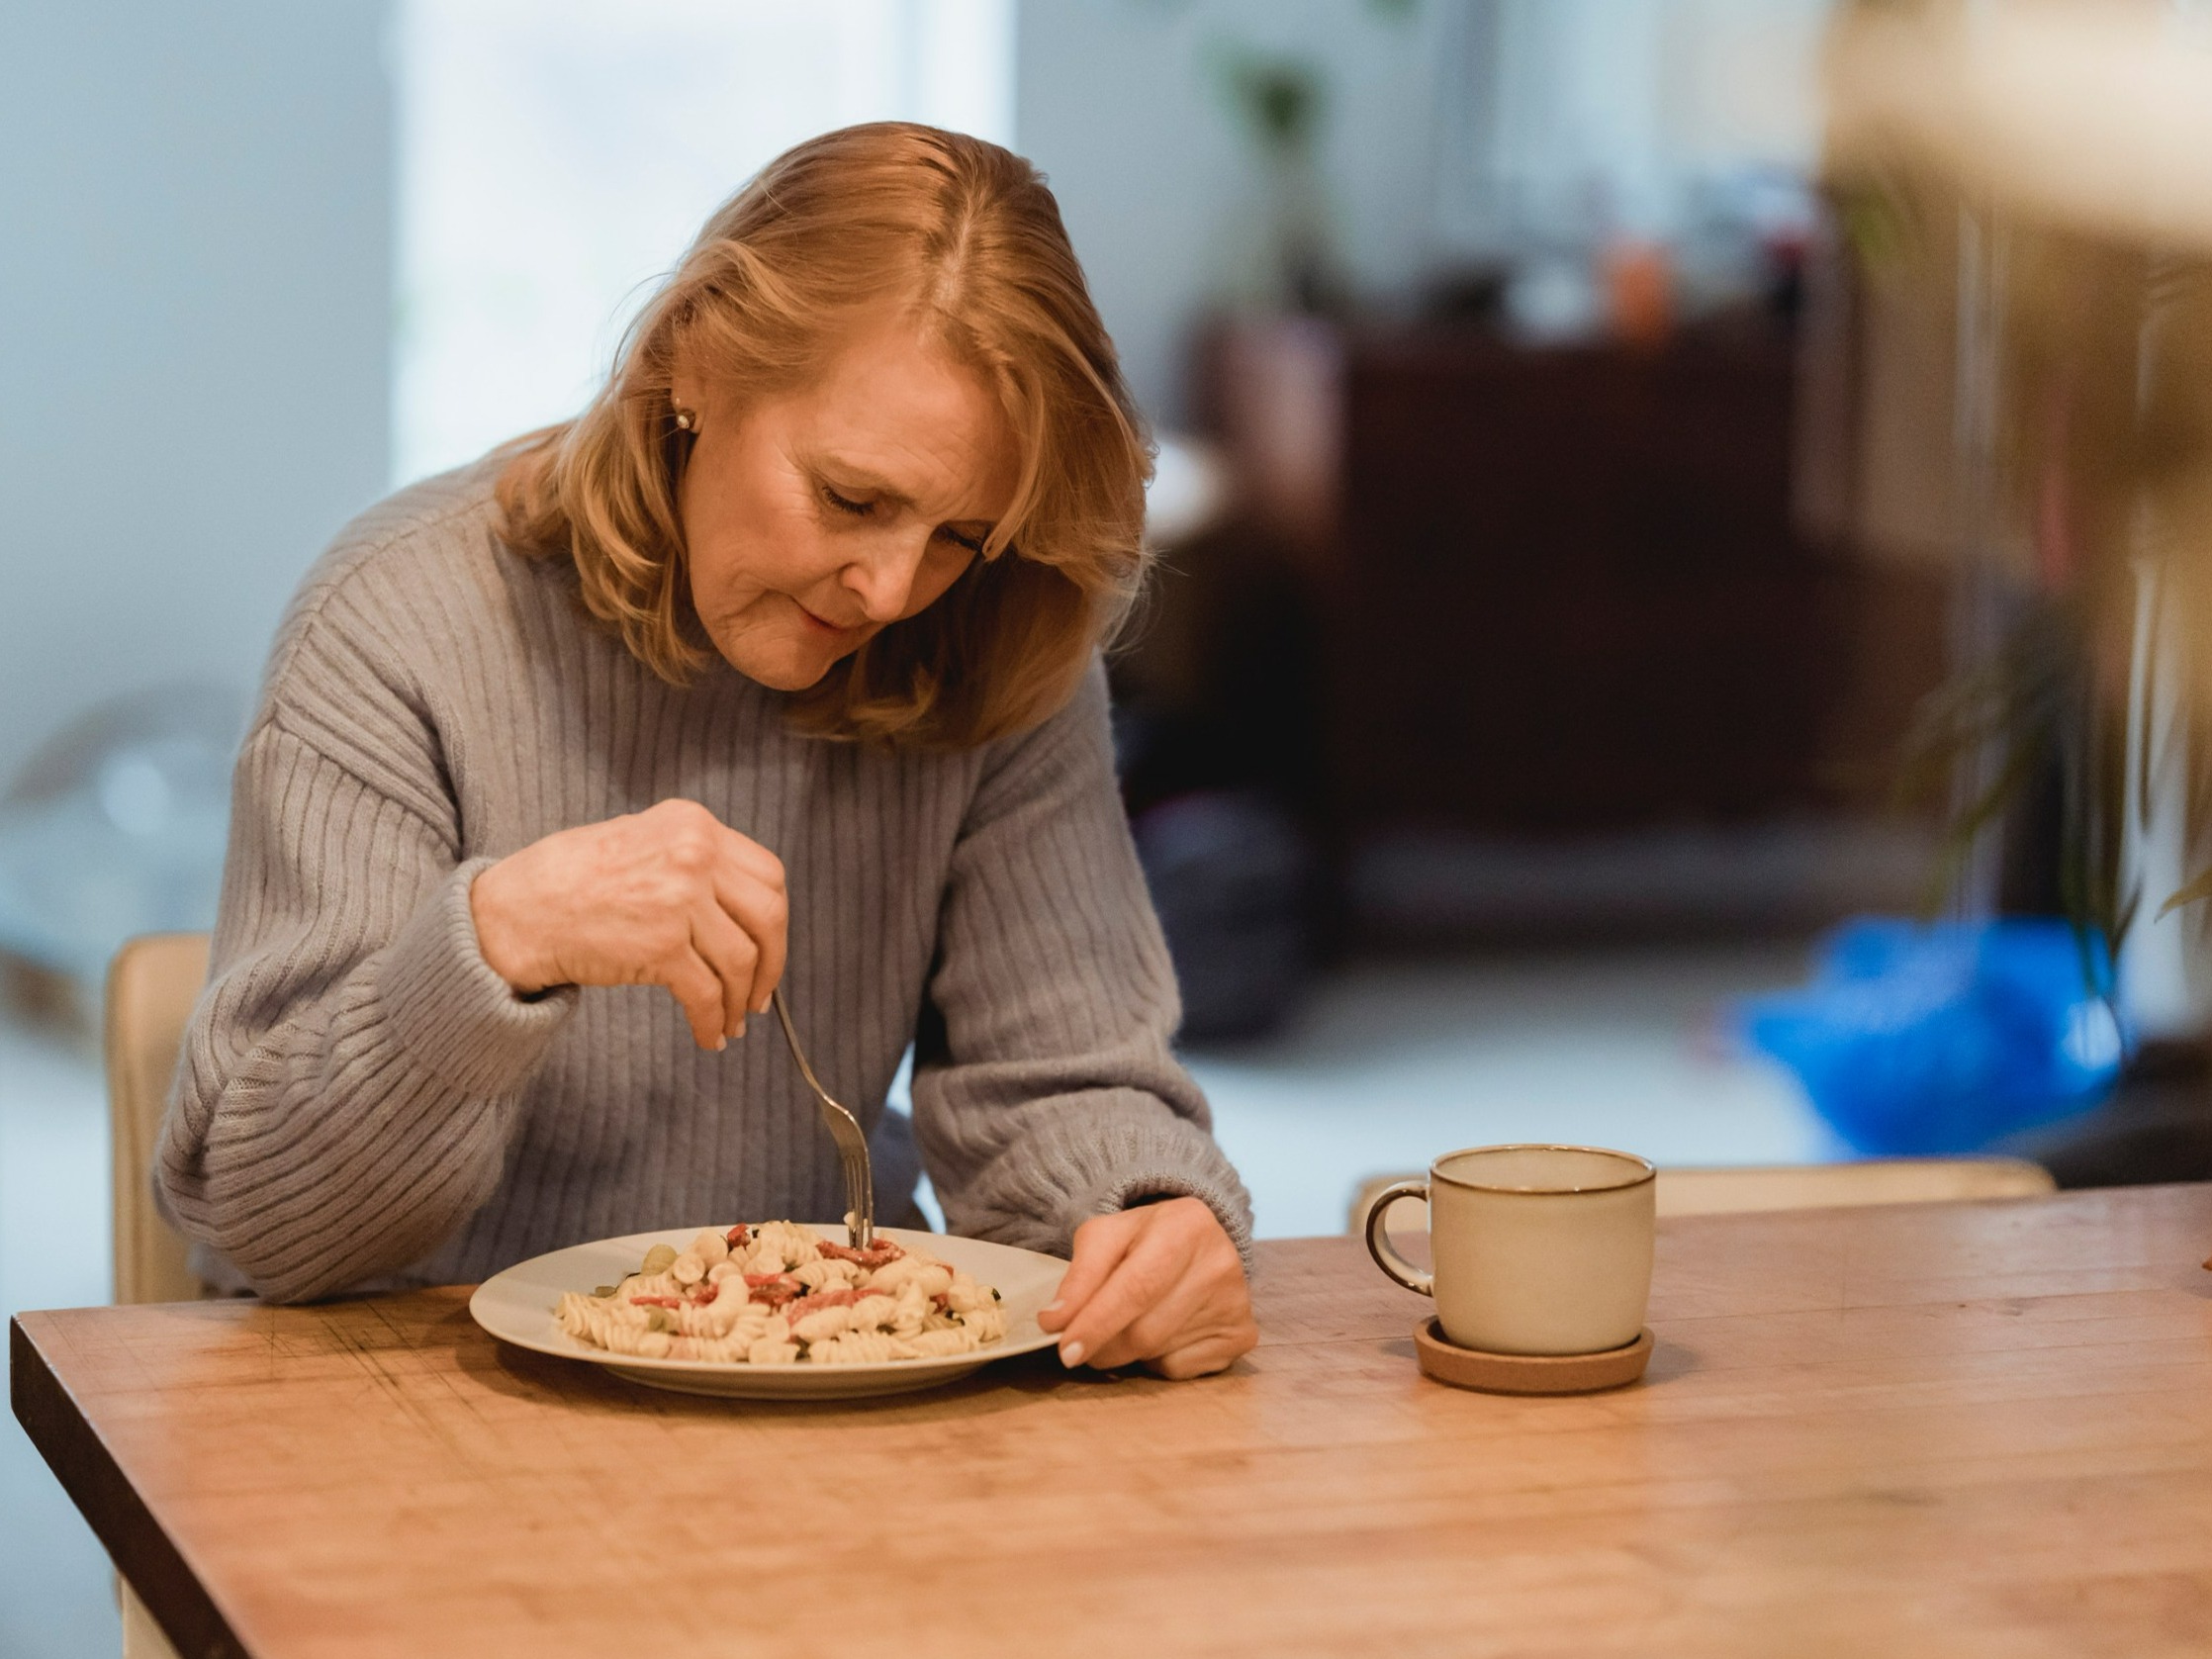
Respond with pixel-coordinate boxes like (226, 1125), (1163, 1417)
(791, 599), (852, 635)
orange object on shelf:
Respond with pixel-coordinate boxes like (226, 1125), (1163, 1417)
(1605, 238), (1673, 347)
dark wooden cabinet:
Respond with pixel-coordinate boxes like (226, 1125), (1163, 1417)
(1198, 316), (1942, 839)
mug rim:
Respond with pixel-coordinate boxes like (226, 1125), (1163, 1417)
(1429, 1143), (1656, 1196)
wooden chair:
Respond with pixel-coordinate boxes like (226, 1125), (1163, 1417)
(105, 932), (210, 1659)
(1350, 1155), (2057, 1236)
(1650, 1158), (2055, 1218)
(106, 933), (209, 1305)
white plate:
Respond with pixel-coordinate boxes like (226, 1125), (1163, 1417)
(469, 1225), (1068, 1401)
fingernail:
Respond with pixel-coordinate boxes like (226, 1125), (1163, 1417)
(734, 1019), (746, 1040)
(754, 995), (772, 1016)
(712, 1036), (727, 1053)
(1040, 1300), (1063, 1318)
(1060, 1339), (1085, 1367)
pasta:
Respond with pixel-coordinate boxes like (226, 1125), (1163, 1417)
(554, 1223), (1007, 1365)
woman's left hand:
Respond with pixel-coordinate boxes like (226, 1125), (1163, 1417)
(1036, 1196), (1256, 1379)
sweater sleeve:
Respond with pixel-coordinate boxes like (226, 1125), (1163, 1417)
(908, 663), (1255, 1263)
(155, 716), (576, 1303)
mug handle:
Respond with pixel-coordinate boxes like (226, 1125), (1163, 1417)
(1362, 1180), (1433, 1297)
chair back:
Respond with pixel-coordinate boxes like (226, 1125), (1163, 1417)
(1651, 1157), (2055, 1218)
(106, 933), (210, 1304)
(1351, 1155), (2057, 1236)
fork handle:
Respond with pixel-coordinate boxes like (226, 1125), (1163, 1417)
(771, 988), (829, 1098)
(772, 988), (875, 1249)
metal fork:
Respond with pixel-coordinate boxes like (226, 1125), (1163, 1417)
(770, 986), (875, 1249)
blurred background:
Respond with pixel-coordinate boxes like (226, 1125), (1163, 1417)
(9, 3), (2212, 1651)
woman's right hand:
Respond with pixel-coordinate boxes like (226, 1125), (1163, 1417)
(469, 799), (788, 1050)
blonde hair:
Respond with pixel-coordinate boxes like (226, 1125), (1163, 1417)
(497, 123), (1152, 748)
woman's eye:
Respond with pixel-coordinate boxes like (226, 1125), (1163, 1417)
(938, 526), (985, 555)
(822, 487), (874, 518)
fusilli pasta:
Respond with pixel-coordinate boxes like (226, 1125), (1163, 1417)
(555, 1223), (1007, 1365)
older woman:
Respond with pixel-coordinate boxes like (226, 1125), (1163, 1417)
(156, 124), (1256, 1378)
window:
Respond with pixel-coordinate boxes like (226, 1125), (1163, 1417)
(393, 0), (1014, 485)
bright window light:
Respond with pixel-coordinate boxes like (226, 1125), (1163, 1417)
(392, 0), (1015, 487)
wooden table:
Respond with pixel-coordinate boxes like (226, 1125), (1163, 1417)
(15, 1186), (2212, 1658)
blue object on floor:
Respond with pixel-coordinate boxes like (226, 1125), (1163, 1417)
(1737, 917), (2127, 1155)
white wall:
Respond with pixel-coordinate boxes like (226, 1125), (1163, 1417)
(1016, 0), (1453, 426)
(0, 2), (393, 784)
(1446, 0), (1831, 251)
(1017, 0), (1832, 426)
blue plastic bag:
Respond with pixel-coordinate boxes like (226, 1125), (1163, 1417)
(1737, 918), (2126, 1155)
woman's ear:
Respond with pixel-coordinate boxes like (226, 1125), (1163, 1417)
(667, 346), (703, 427)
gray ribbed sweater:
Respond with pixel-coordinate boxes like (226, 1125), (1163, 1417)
(155, 463), (1251, 1303)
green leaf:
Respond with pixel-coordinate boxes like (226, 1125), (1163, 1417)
(2157, 867), (2212, 921)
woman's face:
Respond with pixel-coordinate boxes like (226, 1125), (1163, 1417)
(670, 314), (1018, 691)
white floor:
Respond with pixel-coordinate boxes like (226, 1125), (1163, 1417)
(0, 939), (1831, 1659)
(1192, 940), (1836, 1238)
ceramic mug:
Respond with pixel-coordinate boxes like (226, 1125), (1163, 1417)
(1364, 1145), (1656, 1356)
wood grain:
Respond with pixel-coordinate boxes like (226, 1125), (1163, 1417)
(14, 1185), (2212, 1658)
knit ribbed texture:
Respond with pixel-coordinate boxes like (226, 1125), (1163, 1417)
(155, 464), (1253, 1303)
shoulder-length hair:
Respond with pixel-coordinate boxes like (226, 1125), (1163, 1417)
(497, 122), (1152, 749)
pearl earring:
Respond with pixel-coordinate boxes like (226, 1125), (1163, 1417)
(673, 406), (697, 432)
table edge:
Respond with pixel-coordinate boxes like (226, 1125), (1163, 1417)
(10, 1313), (249, 1659)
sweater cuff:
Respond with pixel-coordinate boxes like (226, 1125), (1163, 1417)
(1065, 1159), (1256, 1271)
(374, 857), (577, 1099)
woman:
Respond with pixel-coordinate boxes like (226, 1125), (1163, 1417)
(156, 124), (1257, 1378)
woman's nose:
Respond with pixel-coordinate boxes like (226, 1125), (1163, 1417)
(840, 536), (927, 622)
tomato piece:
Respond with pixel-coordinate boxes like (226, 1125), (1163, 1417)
(817, 1239), (905, 1269)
